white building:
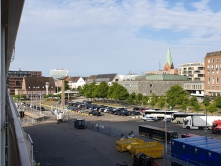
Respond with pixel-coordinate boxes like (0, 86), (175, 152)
(69, 77), (87, 89)
(49, 69), (68, 80)
(178, 62), (205, 81)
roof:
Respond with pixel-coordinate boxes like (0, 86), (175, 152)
(135, 74), (188, 81)
(23, 77), (55, 91)
(88, 75), (97, 80)
(206, 51), (221, 57)
(69, 77), (80, 82)
(95, 73), (117, 82)
(165, 46), (173, 66)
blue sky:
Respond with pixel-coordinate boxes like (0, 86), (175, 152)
(10, 0), (221, 76)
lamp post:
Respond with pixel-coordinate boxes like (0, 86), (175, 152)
(165, 109), (168, 154)
(33, 86), (39, 113)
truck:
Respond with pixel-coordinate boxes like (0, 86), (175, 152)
(183, 115), (221, 129)
(212, 119), (221, 134)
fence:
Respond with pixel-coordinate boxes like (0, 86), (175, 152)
(22, 130), (35, 166)
(66, 119), (131, 138)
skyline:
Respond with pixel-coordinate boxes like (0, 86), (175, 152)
(10, 0), (221, 76)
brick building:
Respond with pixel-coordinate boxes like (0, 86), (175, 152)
(204, 51), (221, 96)
(8, 70), (42, 95)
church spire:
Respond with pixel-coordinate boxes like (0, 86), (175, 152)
(163, 46), (174, 71)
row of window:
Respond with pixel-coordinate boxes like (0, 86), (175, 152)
(208, 58), (219, 63)
(208, 77), (219, 84)
(208, 86), (219, 89)
(184, 85), (203, 89)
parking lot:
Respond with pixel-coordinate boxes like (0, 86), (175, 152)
(21, 100), (221, 166)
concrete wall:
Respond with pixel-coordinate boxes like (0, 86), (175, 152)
(119, 80), (185, 96)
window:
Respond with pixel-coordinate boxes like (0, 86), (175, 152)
(212, 78), (214, 84)
(208, 86), (210, 89)
(150, 84), (153, 87)
(208, 59), (210, 63)
(150, 90), (152, 93)
(212, 59), (214, 63)
(217, 77), (219, 84)
(208, 78), (210, 84)
(217, 58), (219, 63)
(217, 86), (219, 89)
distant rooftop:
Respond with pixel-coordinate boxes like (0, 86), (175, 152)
(206, 51), (221, 57)
(134, 74), (188, 81)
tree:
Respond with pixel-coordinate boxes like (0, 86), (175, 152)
(203, 96), (211, 108)
(84, 82), (96, 100)
(166, 85), (189, 110)
(93, 81), (109, 101)
(189, 96), (198, 107)
(193, 102), (200, 113)
(112, 83), (129, 102)
(127, 94), (134, 104)
(64, 81), (69, 90)
(149, 93), (157, 108)
(107, 82), (118, 100)
(158, 96), (166, 109)
(77, 86), (84, 95)
(207, 103), (217, 115)
(135, 93), (143, 105)
(214, 96), (221, 108)
(142, 96), (149, 105)
(181, 97), (189, 111)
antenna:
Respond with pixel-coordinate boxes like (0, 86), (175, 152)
(159, 59), (161, 71)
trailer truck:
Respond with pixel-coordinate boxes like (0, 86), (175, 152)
(183, 115), (221, 129)
(212, 119), (221, 134)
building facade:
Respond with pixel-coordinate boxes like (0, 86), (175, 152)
(204, 51), (221, 96)
(178, 62), (205, 81)
(8, 70), (42, 95)
(15, 77), (56, 98)
(119, 74), (188, 96)
(183, 81), (204, 98)
(68, 76), (87, 89)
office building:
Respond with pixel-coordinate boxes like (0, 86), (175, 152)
(8, 70), (42, 95)
(205, 51), (221, 96)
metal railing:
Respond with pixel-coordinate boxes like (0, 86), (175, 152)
(7, 94), (32, 166)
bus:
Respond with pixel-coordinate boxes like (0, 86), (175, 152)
(139, 125), (178, 143)
(143, 110), (179, 119)
(171, 113), (205, 124)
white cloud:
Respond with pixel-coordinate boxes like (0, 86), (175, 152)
(12, 0), (221, 76)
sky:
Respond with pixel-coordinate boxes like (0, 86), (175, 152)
(10, 0), (221, 77)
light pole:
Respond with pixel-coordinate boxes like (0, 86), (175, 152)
(165, 109), (167, 154)
(33, 86), (39, 113)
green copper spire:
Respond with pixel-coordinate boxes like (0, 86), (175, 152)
(165, 46), (173, 66)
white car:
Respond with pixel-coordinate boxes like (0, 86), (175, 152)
(142, 116), (157, 121)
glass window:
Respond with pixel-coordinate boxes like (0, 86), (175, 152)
(217, 77), (219, 84)
(212, 59), (214, 63)
(208, 59), (210, 63)
(208, 78), (210, 84)
(217, 58), (219, 63)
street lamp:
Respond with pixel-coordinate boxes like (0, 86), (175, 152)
(33, 86), (39, 113)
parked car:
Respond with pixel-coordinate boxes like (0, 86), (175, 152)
(89, 110), (101, 116)
(119, 110), (131, 116)
(129, 111), (141, 116)
(40, 107), (45, 111)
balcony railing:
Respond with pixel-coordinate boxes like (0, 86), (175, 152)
(7, 93), (33, 166)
